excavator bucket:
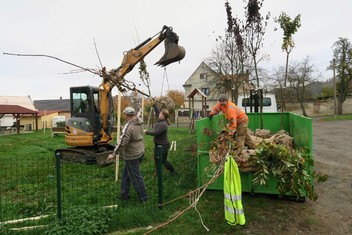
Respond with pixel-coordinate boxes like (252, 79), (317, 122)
(155, 38), (186, 67)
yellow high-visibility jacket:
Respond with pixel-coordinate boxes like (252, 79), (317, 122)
(224, 155), (246, 226)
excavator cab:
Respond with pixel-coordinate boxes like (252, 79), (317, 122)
(155, 27), (186, 67)
(56, 86), (115, 164)
(65, 86), (113, 147)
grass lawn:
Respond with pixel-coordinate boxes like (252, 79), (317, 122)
(0, 126), (319, 235)
(318, 114), (352, 121)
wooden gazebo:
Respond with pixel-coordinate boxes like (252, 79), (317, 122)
(187, 88), (207, 133)
(0, 105), (38, 134)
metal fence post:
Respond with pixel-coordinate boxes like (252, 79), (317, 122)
(55, 152), (62, 221)
(156, 145), (163, 209)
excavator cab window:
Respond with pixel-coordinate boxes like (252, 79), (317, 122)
(71, 88), (100, 115)
(73, 92), (90, 113)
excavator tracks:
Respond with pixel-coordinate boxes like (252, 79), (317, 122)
(55, 144), (115, 165)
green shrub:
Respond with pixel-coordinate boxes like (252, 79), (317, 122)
(45, 205), (113, 235)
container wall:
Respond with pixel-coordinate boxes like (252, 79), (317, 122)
(196, 112), (312, 195)
(196, 114), (227, 152)
(288, 113), (312, 150)
(247, 112), (290, 133)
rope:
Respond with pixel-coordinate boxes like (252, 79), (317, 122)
(195, 206), (210, 232)
(144, 168), (223, 235)
(160, 67), (169, 96)
(165, 67), (170, 92)
(159, 186), (205, 207)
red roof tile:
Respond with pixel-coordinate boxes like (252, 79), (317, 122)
(0, 105), (38, 114)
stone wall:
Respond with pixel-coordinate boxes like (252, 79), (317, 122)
(285, 97), (352, 116)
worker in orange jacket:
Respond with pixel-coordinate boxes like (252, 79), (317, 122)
(208, 94), (256, 153)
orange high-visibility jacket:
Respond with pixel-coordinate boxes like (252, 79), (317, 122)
(209, 100), (248, 134)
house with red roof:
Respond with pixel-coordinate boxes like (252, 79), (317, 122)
(0, 96), (70, 133)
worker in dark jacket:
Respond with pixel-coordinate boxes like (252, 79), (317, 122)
(145, 103), (175, 174)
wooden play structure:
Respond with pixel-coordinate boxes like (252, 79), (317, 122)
(187, 88), (207, 134)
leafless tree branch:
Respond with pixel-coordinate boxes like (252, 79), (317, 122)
(3, 52), (99, 75)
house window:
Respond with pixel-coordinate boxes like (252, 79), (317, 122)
(201, 88), (210, 95)
(200, 73), (207, 79)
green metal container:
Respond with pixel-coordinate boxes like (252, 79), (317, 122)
(196, 113), (313, 195)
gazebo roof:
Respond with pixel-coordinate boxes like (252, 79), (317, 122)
(0, 105), (38, 133)
(0, 105), (38, 114)
(187, 88), (207, 99)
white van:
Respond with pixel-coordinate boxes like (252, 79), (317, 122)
(238, 94), (278, 113)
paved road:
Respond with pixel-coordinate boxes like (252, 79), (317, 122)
(311, 118), (352, 234)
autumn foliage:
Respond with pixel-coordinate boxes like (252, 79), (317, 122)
(166, 89), (185, 109)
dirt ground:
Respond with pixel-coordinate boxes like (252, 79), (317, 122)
(289, 118), (352, 234)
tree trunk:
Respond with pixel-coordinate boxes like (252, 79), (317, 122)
(284, 53), (290, 87)
(297, 90), (307, 117)
(253, 55), (260, 88)
(337, 92), (347, 115)
(337, 100), (343, 115)
(281, 52), (290, 130)
(299, 101), (307, 117)
(280, 87), (285, 130)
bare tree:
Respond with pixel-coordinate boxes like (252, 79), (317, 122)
(207, 0), (270, 107)
(270, 65), (285, 105)
(225, 1), (246, 74)
(206, 1), (251, 103)
(206, 36), (250, 103)
(244, 0), (270, 88)
(288, 57), (317, 116)
(330, 37), (352, 114)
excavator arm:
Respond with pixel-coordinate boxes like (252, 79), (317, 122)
(98, 25), (185, 144)
(101, 25), (185, 93)
(59, 25), (185, 164)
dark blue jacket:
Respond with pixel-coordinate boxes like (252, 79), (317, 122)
(145, 104), (169, 145)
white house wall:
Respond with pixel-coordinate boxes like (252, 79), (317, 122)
(0, 114), (14, 127)
(183, 62), (219, 111)
(0, 96), (37, 128)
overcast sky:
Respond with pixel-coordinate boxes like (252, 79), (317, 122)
(1, 0), (351, 101)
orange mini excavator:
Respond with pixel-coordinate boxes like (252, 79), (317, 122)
(55, 25), (185, 164)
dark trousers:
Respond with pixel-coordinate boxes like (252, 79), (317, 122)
(120, 154), (148, 202)
(154, 143), (175, 173)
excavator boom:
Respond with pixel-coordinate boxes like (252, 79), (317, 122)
(98, 25), (185, 145)
(106, 25), (185, 90)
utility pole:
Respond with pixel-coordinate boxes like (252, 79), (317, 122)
(333, 59), (337, 117)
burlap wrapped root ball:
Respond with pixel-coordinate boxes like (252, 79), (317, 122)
(155, 96), (175, 111)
